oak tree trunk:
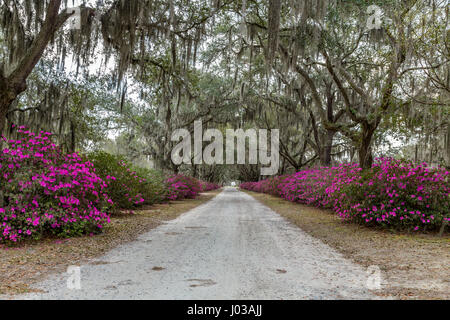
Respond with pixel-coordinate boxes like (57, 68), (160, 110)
(320, 130), (335, 166)
(0, 80), (26, 136)
(358, 124), (376, 169)
(0, 0), (70, 137)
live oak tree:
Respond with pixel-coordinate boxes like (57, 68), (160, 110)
(232, 0), (449, 169)
(0, 0), (76, 134)
(0, 0), (231, 135)
(0, 0), (448, 175)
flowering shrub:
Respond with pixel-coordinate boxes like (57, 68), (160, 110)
(0, 127), (111, 243)
(240, 158), (449, 232)
(0, 127), (221, 243)
(328, 158), (450, 231)
(88, 152), (167, 210)
(165, 175), (202, 201)
(201, 181), (221, 192)
(165, 175), (221, 200)
(278, 164), (361, 207)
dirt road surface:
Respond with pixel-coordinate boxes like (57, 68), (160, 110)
(9, 188), (379, 300)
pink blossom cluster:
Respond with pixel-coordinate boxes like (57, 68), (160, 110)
(240, 158), (449, 231)
(0, 127), (111, 242)
(201, 181), (221, 192)
(165, 175), (220, 201)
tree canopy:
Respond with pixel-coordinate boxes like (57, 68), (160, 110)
(0, 0), (448, 182)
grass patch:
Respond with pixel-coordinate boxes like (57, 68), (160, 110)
(243, 190), (450, 300)
(0, 190), (222, 296)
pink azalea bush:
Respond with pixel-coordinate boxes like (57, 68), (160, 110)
(328, 158), (450, 231)
(201, 181), (221, 192)
(240, 175), (288, 196)
(165, 175), (220, 201)
(89, 153), (221, 206)
(0, 127), (221, 243)
(241, 158), (449, 232)
(165, 175), (203, 201)
(0, 127), (111, 243)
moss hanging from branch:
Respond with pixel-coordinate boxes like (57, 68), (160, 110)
(267, 0), (281, 67)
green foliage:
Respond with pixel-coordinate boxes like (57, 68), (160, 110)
(133, 166), (168, 205)
(88, 151), (166, 212)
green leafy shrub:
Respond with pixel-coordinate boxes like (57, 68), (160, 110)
(133, 166), (167, 204)
(88, 151), (165, 210)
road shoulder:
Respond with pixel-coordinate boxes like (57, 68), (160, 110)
(243, 190), (450, 300)
(0, 190), (222, 296)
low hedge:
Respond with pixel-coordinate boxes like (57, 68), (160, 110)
(0, 128), (221, 243)
(241, 158), (449, 232)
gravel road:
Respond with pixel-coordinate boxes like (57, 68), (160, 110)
(11, 188), (378, 300)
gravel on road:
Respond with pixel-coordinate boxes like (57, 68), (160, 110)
(9, 188), (378, 300)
